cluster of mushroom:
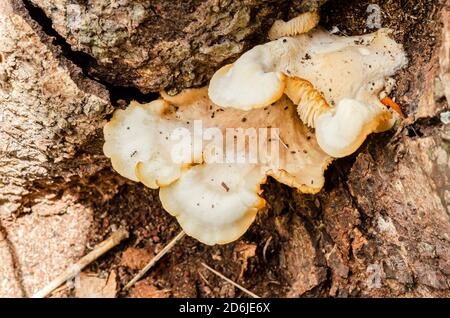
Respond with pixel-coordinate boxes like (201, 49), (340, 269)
(209, 11), (408, 157)
(103, 12), (407, 245)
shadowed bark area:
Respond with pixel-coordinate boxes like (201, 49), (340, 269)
(27, 0), (325, 93)
(0, 0), (449, 297)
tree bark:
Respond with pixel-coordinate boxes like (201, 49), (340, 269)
(26, 0), (324, 93)
(0, 0), (449, 297)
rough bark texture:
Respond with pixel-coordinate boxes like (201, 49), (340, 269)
(0, 0), (114, 296)
(0, 0), (112, 218)
(27, 0), (325, 93)
(0, 0), (449, 298)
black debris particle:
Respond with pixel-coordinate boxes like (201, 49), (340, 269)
(221, 182), (230, 192)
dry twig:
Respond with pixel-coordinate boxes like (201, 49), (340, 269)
(32, 229), (129, 298)
(123, 230), (185, 291)
(201, 262), (260, 298)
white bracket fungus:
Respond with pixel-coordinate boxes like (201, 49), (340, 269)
(208, 12), (408, 157)
(160, 163), (267, 245)
(103, 100), (201, 188)
(208, 59), (286, 111)
(104, 12), (408, 245)
(104, 89), (331, 245)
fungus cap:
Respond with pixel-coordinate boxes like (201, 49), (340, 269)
(160, 164), (266, 245)
(165, 91), (331, 193)
(158, 93), (331, 244)
(104, 89), (331, 245)
(103, 100), (169, 182)
(103, 100), (201, 187)
(208, 48), (286, 110)
(314, 99), (392, 158)
(209, 26), (407, 157)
